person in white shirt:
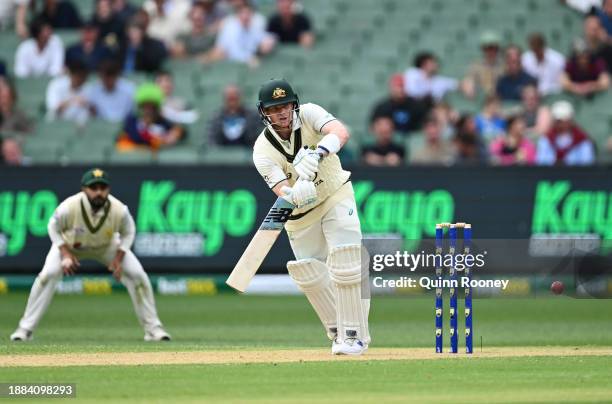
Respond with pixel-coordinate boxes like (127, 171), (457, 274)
(10, 168), (171, 342)
(14, 17), (64, 78)
(203, 1), (275, 66)
(521, 33), (565, 96)
(536, 101), (595, 165)
(143, 0), (192, 46)
(565, 0), (602, 14)
(84, 60), (135, 123)
(46, 59), (91, 125)
(404, 52), (458, 101)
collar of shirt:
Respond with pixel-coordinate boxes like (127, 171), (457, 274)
(80, 192), (106, 218)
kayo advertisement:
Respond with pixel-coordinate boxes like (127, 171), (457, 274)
(0, 166), (610, 274)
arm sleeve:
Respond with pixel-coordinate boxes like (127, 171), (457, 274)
(47, 202), (69, 246)
(215, 21), (232, 51)
(14, 43), (29, 78)
(535, 138), (555, 165)
(49, 36), (65, 77)
(253, 151), (288, 189)
(207, 113), (223, 145)
(300, 14), (312, 31)
(574, 141), (595, 165)
(300, 103), (337, 133)
(45, 79), (61, 113)
(118, 206), (136, 252)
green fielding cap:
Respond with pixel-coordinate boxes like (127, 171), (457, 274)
(81, 168), (110, 187)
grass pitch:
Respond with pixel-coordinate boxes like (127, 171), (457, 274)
(0, 293), (611, 402)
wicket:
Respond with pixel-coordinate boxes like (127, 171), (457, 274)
(435, 222), (473, 354)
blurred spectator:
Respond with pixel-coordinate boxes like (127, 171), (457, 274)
(561, 38), (610, 97)
(0, 0), (29, 38)
(204, 1), (275, 66)
(171, 2), (215, 58)
(362, 117), (404, 166)
(91, 0), (125, 51)
(520, 85), (552, 137)
(117, 82), (185, 150)
(37, 0), (82, 29)
(583, 14), (612, 73)
(143, 0), (192, 46)
(0, 60), (6, 77)
(410, 117), (454, 165)
(0, 137), (25, 165)
(370, 74), (430, 134)
(490, 115), (536, 165)
(46, 59), (90, 124)
(198, 0), (228, 33)
(155, 71), (199, 124)
(121, 19), (167, 73)
(431, 101), (458, 139)
(14, 17), (64, 78)
(564, 0), (601, 13)
(404, 52), (458, 101)
(593, 0), (612, 36)
(496, 45), (537, 101)
(536, 101), (595, 165)
(453, 115), (488, 165)
(267, 0), (314, 48)
(65, 22), (113, 71)
(521, 33), (565, 96)
(208, 84), (261, 146)
(84, 60), (135, 122)
(111, 0), (138, 27)
(0, 81), (34, 136)
(475, 95), (506, 143)
(462, 31), (504, 98)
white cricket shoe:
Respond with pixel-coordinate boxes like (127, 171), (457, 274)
(331, 337), (343, 355)
(334, 337), (367, 356)
(10, 328), (33, 341)
(144, 327), (171, 341)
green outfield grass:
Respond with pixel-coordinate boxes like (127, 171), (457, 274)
(1, 294), (612, 353)
(1, 357), (611, 403)
(1, 293), (611, 402)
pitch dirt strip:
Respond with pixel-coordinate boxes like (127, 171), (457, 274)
(1, 347), (611, 367)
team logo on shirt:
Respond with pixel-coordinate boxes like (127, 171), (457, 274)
(272, 88), (286, 99)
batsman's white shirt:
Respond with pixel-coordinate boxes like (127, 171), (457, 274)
(253, 103), (354, 232)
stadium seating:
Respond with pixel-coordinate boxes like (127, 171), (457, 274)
(2, 0), (609, 165)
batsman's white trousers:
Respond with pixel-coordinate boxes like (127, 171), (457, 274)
(17, 243), (164, 334)
(287, 197), (362, 260)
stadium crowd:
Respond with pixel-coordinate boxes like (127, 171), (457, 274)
(1, 0), (612, 166)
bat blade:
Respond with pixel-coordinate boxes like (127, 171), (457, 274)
(225, 196), (294, 293)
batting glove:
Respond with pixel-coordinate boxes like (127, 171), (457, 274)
(292, 147), (320, 181)
(281, 180), (317, 208)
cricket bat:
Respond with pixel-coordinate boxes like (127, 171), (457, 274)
(226, 196), (295, 292)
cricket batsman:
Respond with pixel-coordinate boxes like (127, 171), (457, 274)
(10, 169), (171, 342)
(253, 79), (370, 355)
